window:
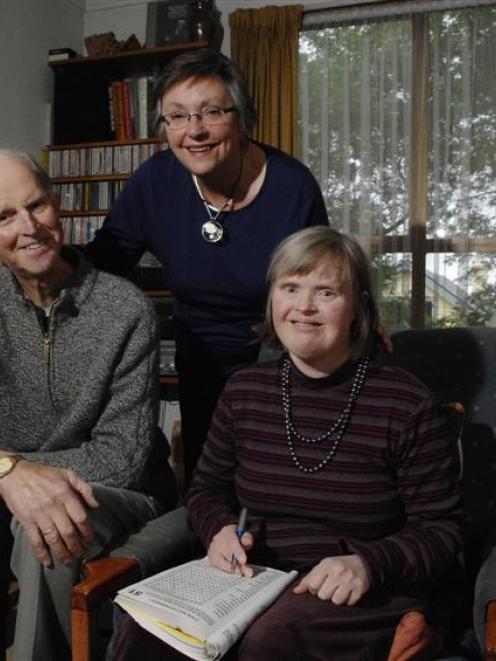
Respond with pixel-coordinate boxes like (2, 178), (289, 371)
(299, 1), (496, 329)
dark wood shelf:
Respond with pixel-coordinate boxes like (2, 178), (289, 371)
(160, 375), (178, 385)
(49, 41), (208, 70)
(144, 289), (171, 297)
(53, 174), (129, 184)
(60, 210), (108, 218)
(47, 137), (163, 150)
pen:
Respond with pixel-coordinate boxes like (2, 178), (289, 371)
(230, 507), (248, 572)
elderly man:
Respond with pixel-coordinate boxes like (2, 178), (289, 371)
(0, 150), (175, 660)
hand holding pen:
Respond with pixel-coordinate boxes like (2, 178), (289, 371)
(206, 506), (253, 576)
(230, 507), (248, 572)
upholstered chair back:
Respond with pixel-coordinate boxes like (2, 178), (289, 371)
(392, 327), (496, 582)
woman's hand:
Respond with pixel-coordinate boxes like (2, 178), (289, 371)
(207, 524), (254, 577)
(293, 554), (370, 605)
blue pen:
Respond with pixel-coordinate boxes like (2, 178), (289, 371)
(230, 507), (248, 572)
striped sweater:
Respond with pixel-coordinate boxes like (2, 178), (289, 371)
(186, 354), (462, 590)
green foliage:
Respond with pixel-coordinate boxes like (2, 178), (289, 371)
(438, 283), (496, 327)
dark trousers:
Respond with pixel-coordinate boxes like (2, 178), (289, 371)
(112, 584), (438, 661)
(175, 322), (259, 489)
(0, 502), (12, 661)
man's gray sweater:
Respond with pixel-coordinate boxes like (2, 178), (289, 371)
(0, 249), (169, 499)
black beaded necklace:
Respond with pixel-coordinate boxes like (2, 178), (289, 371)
(281, 355), (370, 474)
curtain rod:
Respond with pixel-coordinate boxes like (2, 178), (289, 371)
(304, 1), (390, 15)
(304, 0), (496, 22)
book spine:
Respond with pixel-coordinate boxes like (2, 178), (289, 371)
(108, 84), (116, 139)
(122, 80), (134, 140)
(111, 81), (125, 142)
(130, 78), (140, 140)
(137, 76), (149, 139)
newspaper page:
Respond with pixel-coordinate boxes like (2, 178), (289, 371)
(115, 557), (298, 660)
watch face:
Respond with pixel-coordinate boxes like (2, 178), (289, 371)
(0, 456), (15, 476)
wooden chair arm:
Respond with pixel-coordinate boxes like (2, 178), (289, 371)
(72, 557), (141, 661)
(387, 611), (443, 661)
(72, 556), (141, 612)
(486, 600), (496, 659)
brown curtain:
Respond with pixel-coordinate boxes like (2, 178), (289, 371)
(229, 5), (303, 156)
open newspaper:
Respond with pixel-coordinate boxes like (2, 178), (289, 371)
(114, 557), (298, 660)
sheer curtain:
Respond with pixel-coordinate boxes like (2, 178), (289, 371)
(300, 1), (496, 328)
(230, 5), (302, 155)
(427, 7), (496, 325)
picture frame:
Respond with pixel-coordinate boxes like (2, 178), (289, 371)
(146, 1), (192, 47)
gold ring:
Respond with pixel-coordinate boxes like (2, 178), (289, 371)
(41, 527), (56, 536)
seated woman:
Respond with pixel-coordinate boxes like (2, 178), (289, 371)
(113, 226), (463, 660)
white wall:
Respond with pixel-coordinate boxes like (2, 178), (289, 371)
(84, 0), (149, 47)
(0, 0), (84, 156)
(83, 0), (332, 55)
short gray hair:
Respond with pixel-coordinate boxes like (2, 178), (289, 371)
(0, 149), (52, 194)
(263, 226), (380, 360)
(153, 48), (257, 138)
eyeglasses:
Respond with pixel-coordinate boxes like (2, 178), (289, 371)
(160, 105), (237, 130)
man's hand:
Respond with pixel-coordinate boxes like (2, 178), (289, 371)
(293, 554), (370, 605)
(0, 459), (99, 567)
(207, 524), (254, 577)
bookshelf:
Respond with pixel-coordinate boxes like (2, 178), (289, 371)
(46, 43), (208, 388)
(45, 137), (175, 383)
(46, 138), (166, 244)
(47, 40), (208, 240)
(49, 41), (208, 144)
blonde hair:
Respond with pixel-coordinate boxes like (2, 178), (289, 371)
(263, 226), (379, 359)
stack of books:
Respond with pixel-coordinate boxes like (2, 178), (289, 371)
(109, 76), (156, 141)
(48, 47), (77, 62)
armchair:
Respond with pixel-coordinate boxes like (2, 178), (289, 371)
(71, 327), (496, 660)
(392, 326), (496, 658)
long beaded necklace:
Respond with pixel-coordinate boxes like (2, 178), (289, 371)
(281, 355), (370, 474)
(193, 155), (244, 244)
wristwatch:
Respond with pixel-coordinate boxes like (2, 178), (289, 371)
(0, 454), (23, 479)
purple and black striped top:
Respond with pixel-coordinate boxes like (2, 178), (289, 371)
(186, 355), (462, 589)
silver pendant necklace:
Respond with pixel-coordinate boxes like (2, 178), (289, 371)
(281, 355), (370, 474)
(193, 156), (244, 244)
(195, 191), (232, 243)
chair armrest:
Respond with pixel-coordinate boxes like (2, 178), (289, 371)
(387, 611), (443, 661)
(486, 600), (496, 659)
(71, 556), (141, 612)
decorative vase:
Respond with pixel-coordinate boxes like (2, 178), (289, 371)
(190, 0), (214, 43)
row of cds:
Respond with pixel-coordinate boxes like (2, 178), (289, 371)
(61, 217), (104, 245)
(47, 142), (166, 178)
(53, 180), (126, 211)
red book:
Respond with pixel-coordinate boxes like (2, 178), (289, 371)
(111, 81), (125, 141)
(121, 80), (134, 139)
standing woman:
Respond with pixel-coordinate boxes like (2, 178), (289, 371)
(85, 49), (328, 486)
